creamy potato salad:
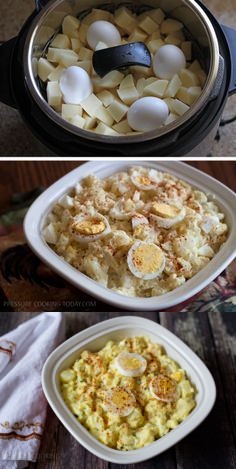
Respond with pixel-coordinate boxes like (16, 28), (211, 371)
(43, 166), (228, 297)
(60, 336), (196, 450)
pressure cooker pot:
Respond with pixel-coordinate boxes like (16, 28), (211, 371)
(0, 0), (235, 156)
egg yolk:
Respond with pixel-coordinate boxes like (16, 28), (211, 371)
(121, 356), (141, 370)
(137, 176), (154, 186)
(151, 202), (181, 219)
(73, 218), (106, 235)
(133, 244), (164, 274)
(105, 387), (136, 412)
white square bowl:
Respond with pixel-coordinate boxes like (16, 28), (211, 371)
(24, 161), (236, 311)
(42, 315), (216, 464)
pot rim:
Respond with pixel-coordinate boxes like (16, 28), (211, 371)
(24, 0), (220, 144)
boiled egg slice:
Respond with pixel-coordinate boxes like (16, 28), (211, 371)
(104, 387), (136, 416)
(130, 171), (159, 191)
(70, 213), (111, 243)
(131, 213), (149, 230)
(150, 374), (180, 402)
(127, 241), (165, 280)
(115, 352), (147, 377)
(150, 202), (186, 228)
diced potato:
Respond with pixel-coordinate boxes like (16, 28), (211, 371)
(117, 86), (139, 104)
(93, 71), (124, 89)
(51, 34), (71, 49)
(95, 122), (119, 135)
(83, 115), (97, 130)
(107, 100), (129, 122)
(136, 77), (146, 96)
(48, 65), (65, 81)
(198, 69), (207, 87)
(164, 97), (176, 113)
(176, 86), (202, 105)
(95, 41), (108, 51)
(113, 119), (132, 134)
(172, 99), (190, 116)
(80, 93), (103, 116)
(61, 104), (82, 121)
(160, 18), (183, 34)
(71, 114), (86, 128)
(71, 38), (81, 52)
(149, 30), (161, 41)
(143, 79), (168, 98)
(60, 369), (75, 383)
(181, 41), (192, 60)
(114, 7), (137, 34)
(78, 47), (93, 60)
(47, 48), (78, 66)
(94, 106), (114, 126)
(43, 223), (58, 244)
(97, 90), (115, 107)
(146, 39), (164, 54)
(119, 74), (135, 90)
(128, 28), (147, 43)
(148, 8), (165, 24)
(130, 65), (153, 77)
(165, 112), (178, 125)
(79, 23), (89, 44)
(38, 58), (55, 82)
(75, 60), (92, 74)
(165, 74), (182, 98)
(188, 59), (201, 73)
(179, 68), (200, 87)
(165, 35), (181, 46)
(58, 194), (74, 208)
(62, 15), (80, 38)
(145, 77), (157, 86)
(82, 8), (113, 25)
(139, 16), (158, 34)
(46, 81), (62, 108)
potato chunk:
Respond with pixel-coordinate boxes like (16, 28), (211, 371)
(38, 58), (55, 82)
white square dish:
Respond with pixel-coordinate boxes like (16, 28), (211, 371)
(24, 161), (236, 311)
(42, 315), (216, 464)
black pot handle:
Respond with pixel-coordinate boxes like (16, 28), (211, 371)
(0, 37), (18, 108)
(221, 24), (236, 95)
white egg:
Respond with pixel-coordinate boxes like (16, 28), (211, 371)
(150, 374), (180, 402)
(59, 66), (93, 104)
(104, 387), (136, 416)
(127, 97), (169, 132)
(115, 352), (147, 377)
(153, 44), (186, 79)
(87, 20), (121, 50)
(131, 213), (149, 229)
(127, 241), (165, 280)
(130, 168), (160, 191)
(70, 213), (111, 243)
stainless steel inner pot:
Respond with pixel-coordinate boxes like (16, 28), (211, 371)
(24, 0), (220, 143)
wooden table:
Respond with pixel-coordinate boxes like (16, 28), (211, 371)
(0, 310), (235, 469)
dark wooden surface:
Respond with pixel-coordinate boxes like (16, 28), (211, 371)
(0, 162), (235, 199)
(0, 310), (235, 469)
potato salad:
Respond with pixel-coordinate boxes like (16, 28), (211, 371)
(38, 6), (207, 136)
(43, 166), (228, 298)
(60, 336), (196, 450)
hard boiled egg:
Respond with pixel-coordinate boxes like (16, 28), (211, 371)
(130, 168), (160, 191)
(59, 66), (93, 104)
(70, 213), (111, 243)
(87, 20), (121, 50)
(149, 202), (186, 228)
(131, 213), (149, 229)
(150, 374), (180, 402)
(104, 387), (136, 416)
(115, 352), (147, 377)
(127, 97), (169, 132)
(127, 241), (165, 280)
(153, 44), (186, 79)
